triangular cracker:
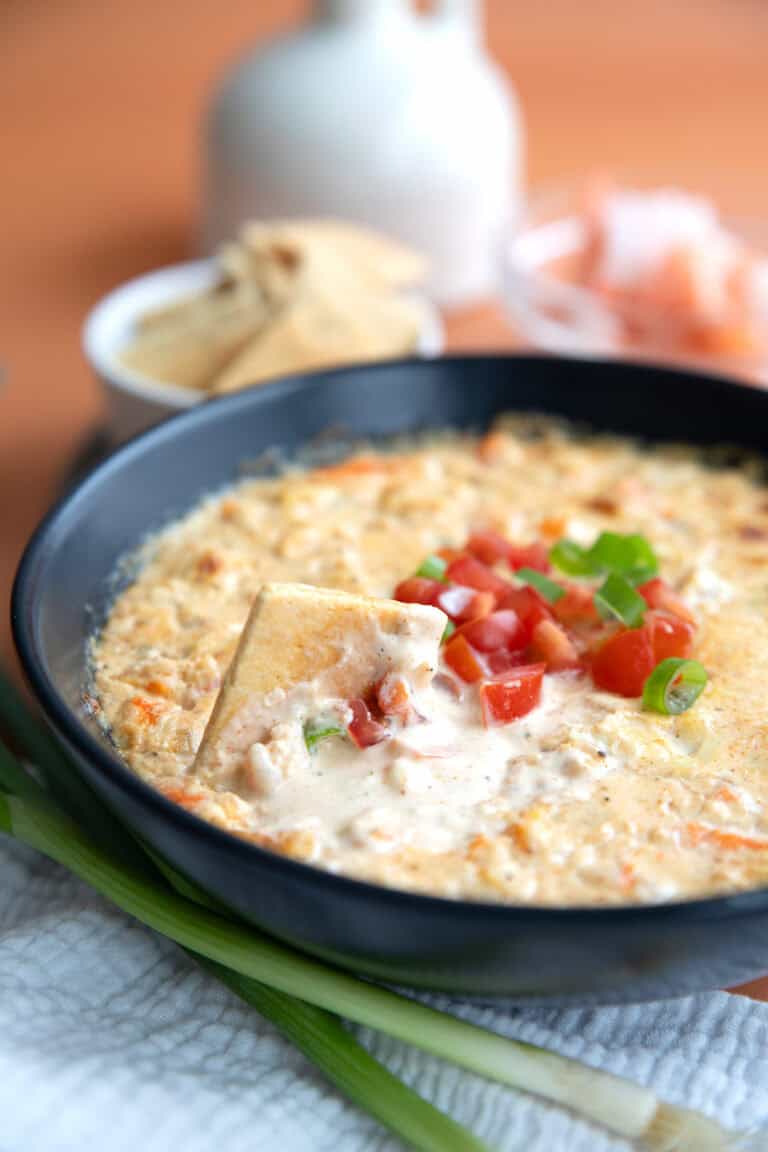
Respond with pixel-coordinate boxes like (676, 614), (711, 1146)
(194, 583), (445, 778)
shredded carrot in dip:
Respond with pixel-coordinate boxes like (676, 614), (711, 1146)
(130, 696), (164, 726)
(619, 862), (637, 894)
(311, 454), (406, 481)
(145, 679), (173, 698)
(711, 785), (738, 805)
(195, 550), (223, 577)
(538, 515), (567, 539)
(504, 821), (533, 854)
(686, 824), (768, 853)
(160, 787), (203, 810)
(476, 431), (505, 463)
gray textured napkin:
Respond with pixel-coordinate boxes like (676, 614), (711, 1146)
(2, 836), (767, 1152)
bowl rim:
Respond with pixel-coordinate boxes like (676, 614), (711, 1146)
(13, 353), (768, 927)
(81, 257), (443, 414)
(82, 259), (213, 408)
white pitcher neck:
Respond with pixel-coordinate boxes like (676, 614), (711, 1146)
(434, 0), (482, 43)
(313, 0), (408, 22)
(313, 0), (482, 48)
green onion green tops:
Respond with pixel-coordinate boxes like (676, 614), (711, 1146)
(548, 539), (596, 577)
(594, 573), (647, 628)
(588, 532), (658, 580)
(415, 555), (448, 582)
(550, 531), (659, 584)
(642, 658), (708, 715)
(441, 620), (456, 644)
(623, 565), (659, 588)
(516, 568), (566, 604)
(304, 722), (345, 751)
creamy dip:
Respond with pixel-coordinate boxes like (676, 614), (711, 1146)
(91, 417), (768, 905)
(244, 673), (617, 858)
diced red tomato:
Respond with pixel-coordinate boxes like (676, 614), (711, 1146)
(394, 534), (695, 713)
(552, 583), (598, 625)
(591, 627), (656, 697)
(646, 610), (695, 662)
(347, 698), (391, 747)
(506, 541), (551, 573)
(480, 664), (545, 725)
(527, 619), (580, 671)
(376, 673), (413, 719)
(436, 547), (462, 564)
(466, 529), (512, 566)
(443, 634), (486, 683)
(458, 609), (527, 653)
(445, 555), (511, 600)
(485, 648), (526, 675)
(436, 585), (495, 623)
(497, 586), (554, 638)
(393, 577), (442, 606)
(637, 578), (696, 625)
(465, 532), (551, 573)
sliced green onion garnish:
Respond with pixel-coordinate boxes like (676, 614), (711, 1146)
(594, 573), (647, 627)
(304, 722), (344, 751)
(549, 539), (594, 576)
(550, 533), (659, 583)
(415, 555), (448, 582)
(623, 565), (659, 588)
(441, 620), (456, 643)
(516, 567), (566, 603)
(588, 532), (659, 580)
(642, 658), (708, 715)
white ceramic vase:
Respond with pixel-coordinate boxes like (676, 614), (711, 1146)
(203, 0), (523, 304)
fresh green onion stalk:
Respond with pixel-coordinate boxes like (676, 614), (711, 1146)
(204, 961), (492, 1152)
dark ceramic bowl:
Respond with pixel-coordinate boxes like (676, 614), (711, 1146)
(13, 355), (768, 1002)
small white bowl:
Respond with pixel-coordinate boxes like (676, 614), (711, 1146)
(83, 259), (444, 444)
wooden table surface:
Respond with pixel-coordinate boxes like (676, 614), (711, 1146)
(4, 0), (768, 997)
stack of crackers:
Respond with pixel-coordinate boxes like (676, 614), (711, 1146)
(120, 220), (428, 394)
